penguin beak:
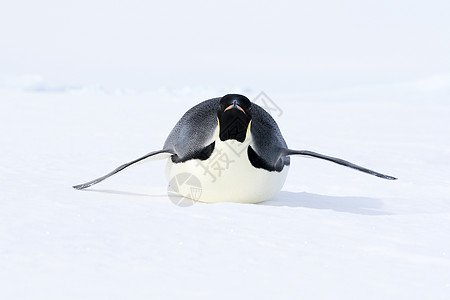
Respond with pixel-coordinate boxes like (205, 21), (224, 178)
(224, 101), (246, 114)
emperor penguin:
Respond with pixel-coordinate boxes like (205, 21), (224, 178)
(73, 94), (396, 203)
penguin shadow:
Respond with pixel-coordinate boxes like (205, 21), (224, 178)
(78, 188), (392, 215)
(78, 188), (166, 198)
(262, 191), (393, 216)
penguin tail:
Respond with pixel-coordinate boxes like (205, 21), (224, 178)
(283, 149), (397, 180)
(73, 149), (175, 190)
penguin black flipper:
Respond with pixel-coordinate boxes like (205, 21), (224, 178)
(74, 98), (221, 190)
(73, 149), (175, 190)
(283, 149), (397, 180)
(249, 102), (396, 180)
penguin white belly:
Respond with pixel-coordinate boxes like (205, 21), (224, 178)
(166, 137), (289, 204)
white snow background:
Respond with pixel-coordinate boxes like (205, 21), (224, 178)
(1, 1), (450, 299)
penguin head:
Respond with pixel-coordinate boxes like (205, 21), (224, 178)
(217, 94), (252, 142)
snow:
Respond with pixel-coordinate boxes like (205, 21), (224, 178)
(1, 86), (449, 299)
(1, 0), (450, 299)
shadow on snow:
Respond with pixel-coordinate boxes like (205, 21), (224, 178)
(261, 191), (393, 216)
(77, 188), (392, 215)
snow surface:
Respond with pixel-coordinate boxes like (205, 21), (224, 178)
(1, 0), (450, 299)
(1, 85), (449, 299)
